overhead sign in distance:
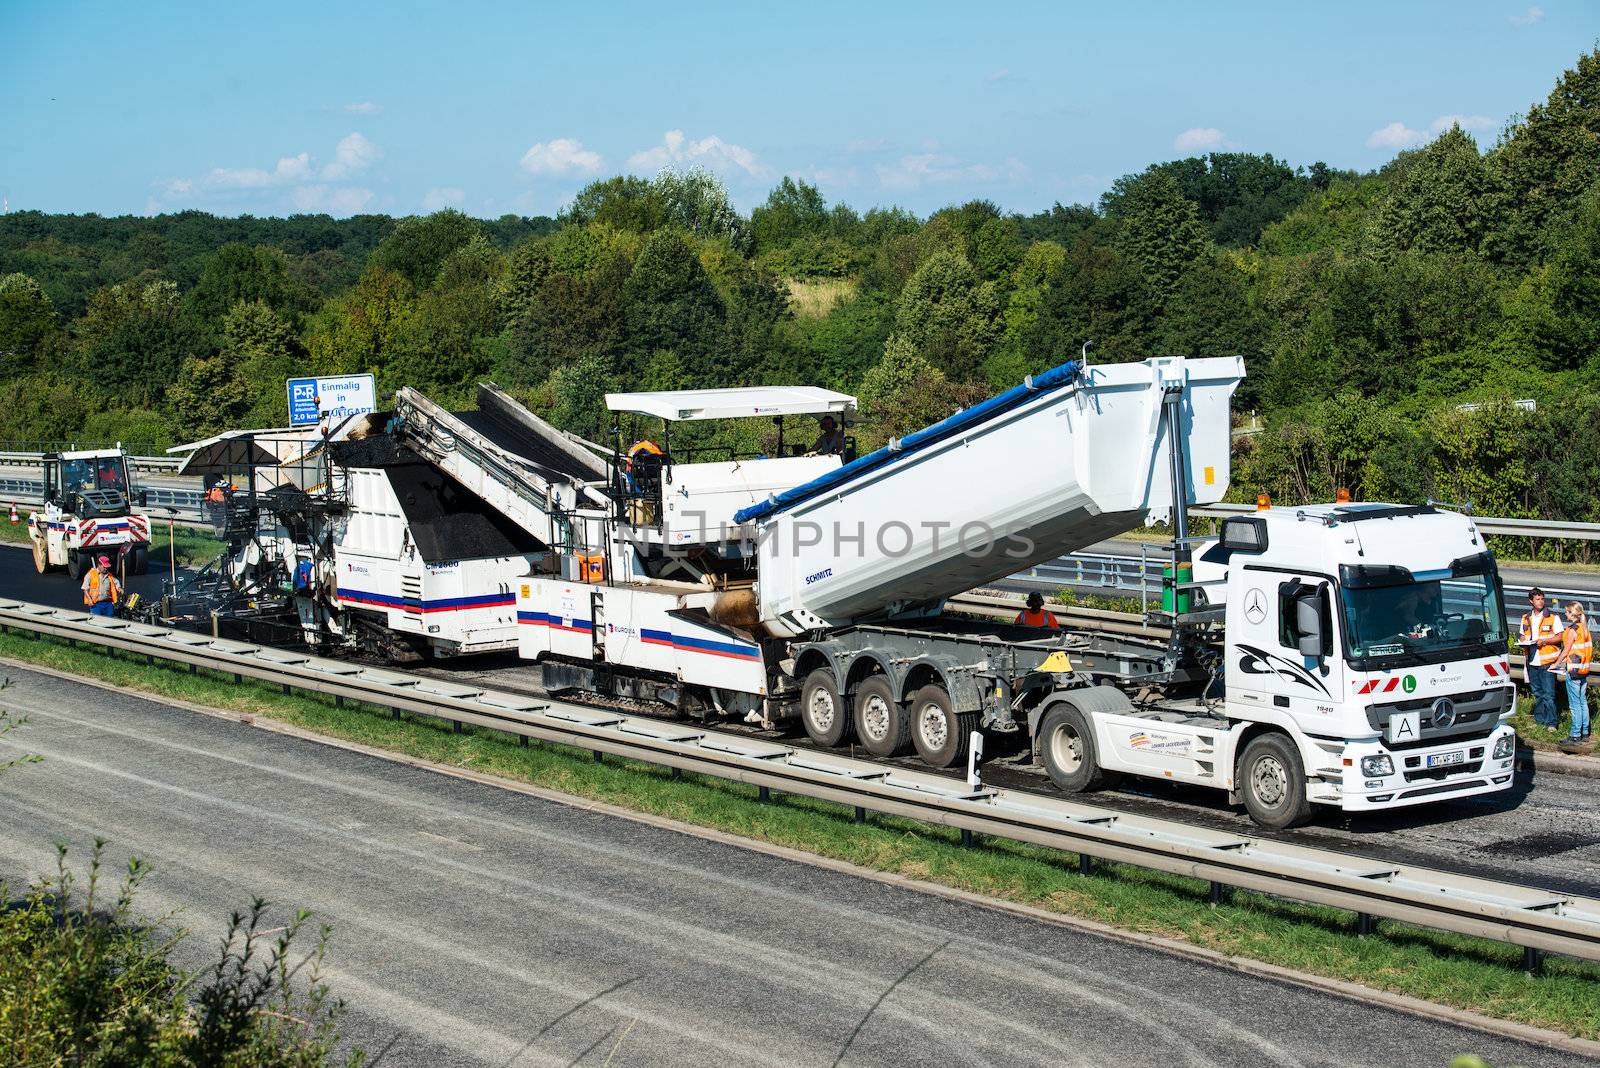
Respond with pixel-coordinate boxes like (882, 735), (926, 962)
(287, 374), (377, 426)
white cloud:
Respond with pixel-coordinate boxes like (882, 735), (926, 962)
(874, 153), (1029, 191)
(985, 68), (1015, 84)
(627, 130), (767, 178)
(422, 186), (465, 211)
(1431, 113), (1496, 133)
(290, 185), (374, 215)
(1366, 121), (1426, 149)
(519, 137), (603, 176)
(321, 133), (382, 180)
(151, 137), (380, 216)
(344, 101), (383, 115)
(1173, 127), (1237, 153)
(1509, 5), (1544, 26)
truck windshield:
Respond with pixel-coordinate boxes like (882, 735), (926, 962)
(1338, 555), (1506, 666)
(62, 457), (127, 496)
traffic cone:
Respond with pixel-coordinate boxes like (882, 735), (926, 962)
(8, 502), (17, 525)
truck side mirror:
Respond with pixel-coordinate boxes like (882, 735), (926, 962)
(1295, 591), (1326, 658)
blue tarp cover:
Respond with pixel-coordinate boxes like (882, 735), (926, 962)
(733, 359), (1082, 525)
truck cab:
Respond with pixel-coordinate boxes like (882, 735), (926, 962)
(1203, 504), (1516, 823)
(30, 448), (152, 578)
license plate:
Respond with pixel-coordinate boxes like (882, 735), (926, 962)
(1426, 751), (1465, 769)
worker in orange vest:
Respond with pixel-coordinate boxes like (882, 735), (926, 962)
(1015, 591), (1060, 629)
(1519, 588), (1565, 728)
(81, 554), (121, 617)
(1555, 601), (1592, 750)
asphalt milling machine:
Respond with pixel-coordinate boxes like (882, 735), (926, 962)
(155, 354), (1519, 828)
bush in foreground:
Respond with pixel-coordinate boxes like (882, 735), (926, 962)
(0, 840), (361, 1067)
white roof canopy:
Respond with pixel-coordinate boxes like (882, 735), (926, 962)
(605, 385), (857, 422)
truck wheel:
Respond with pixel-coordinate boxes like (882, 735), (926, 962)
(800, 669), (852, 747)
(31, 538), (48, 574)
(1038, 702), (1113, 792)
(909, 685), (977, 768)
(130, 546), (149, 575)
(1238, 733), (1315, 829)
(69, 553), (89, 581)
(852, 676), (911, 757)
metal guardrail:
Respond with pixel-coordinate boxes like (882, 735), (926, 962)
(1193, 503), (1600, 543)
(1008, 549), (1600, 632)
(1, 597), (1595, 965)
(0, 477), (207, 529)
(0, 450), (184, 473)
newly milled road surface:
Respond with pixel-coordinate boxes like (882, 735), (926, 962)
(0, 665), (1577, 1067)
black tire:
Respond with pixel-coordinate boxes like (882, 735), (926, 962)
(130, 545), (149, 575)
(800, 668), (852, 747)
(1238, 732), (1315, 829)
(1037, 702), (1114, 792)
(69, 552), (89, 581)
(909, 684), (978, 768)
(851, 675), (912, 757)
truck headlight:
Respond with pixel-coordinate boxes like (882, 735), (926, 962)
(1493, 735), (1515, 760)
(1360, 755), (1394, 777)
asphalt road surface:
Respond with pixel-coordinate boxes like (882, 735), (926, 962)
(4, 538), (1598, 901)
(2, 668), (1588, 1067)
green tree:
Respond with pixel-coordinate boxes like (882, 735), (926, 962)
(1108, 171), (1209, 304)
(620, 228), (726, 383)
(76, 280), (201, 406)
(1369, 126), (1494, 258)
(883, 249), (999, 383)
(652, 168), (748, 248)
(369, 210), (484, 290)
(0, 273), (58, 376)
(1486, 47), (1600, 264)
(561, 176), (670, 233)
(752, 177), (830, 251)
(187, 243), (318, 330)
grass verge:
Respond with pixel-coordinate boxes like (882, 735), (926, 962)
(1, 627), (1597, 1039)
(0, 516), (223, 569)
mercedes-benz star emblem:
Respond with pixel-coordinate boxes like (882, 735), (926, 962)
(1431, 697), (1456, 728)
(1244, 588), (1268, 625)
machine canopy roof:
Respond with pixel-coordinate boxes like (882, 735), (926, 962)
(604, 385), (856, 422)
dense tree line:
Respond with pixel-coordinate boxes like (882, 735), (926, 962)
(1, 50), (1597, 551)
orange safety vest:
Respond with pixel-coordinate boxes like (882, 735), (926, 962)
(1563, 621), (1593, 677)
(83, 568), (121, 607)
(1520, 610), (1563, 667)
(1016, 608), (1060, 630)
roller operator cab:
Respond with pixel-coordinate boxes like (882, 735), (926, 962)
(28, 448), (152, 579)
(1070, 503), (1516, 829)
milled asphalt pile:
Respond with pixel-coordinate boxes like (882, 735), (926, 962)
(330, 435), (545, 562)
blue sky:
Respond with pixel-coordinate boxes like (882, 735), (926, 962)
(3, 2), (1594, 219)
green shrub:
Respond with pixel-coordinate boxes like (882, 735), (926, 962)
(0, 841), (360, 1067)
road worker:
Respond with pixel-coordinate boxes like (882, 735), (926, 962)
(807, 415), (845, 457)
(82, 554), (120, 617)
(1015, 591), (1060, 630)
(1555, 601), (1592, 751)
(1519, 588), (1565, 728)
(625, 440), (665, 523)
(293, 555), (320, 645)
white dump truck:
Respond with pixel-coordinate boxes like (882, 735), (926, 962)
(28, 448), (152, 578)
(508, 355), (1517, 827)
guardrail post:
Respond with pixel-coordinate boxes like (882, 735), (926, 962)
(1209, 881), (1226, 906)
(452, 720), (463, 735)
(593, 749), (603, 764)
(281, 683), (291, 696)
(758, 785), (771, 802)
(1078, 853), (1092, 876)
(960, 828), (974, 847)
(519, 735), (529, 748)
(854, 806), (867, 824)
(1357, 913), (1376, 936)
(334, 694), (344, 709)
(1524, 946), (1544, 975)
